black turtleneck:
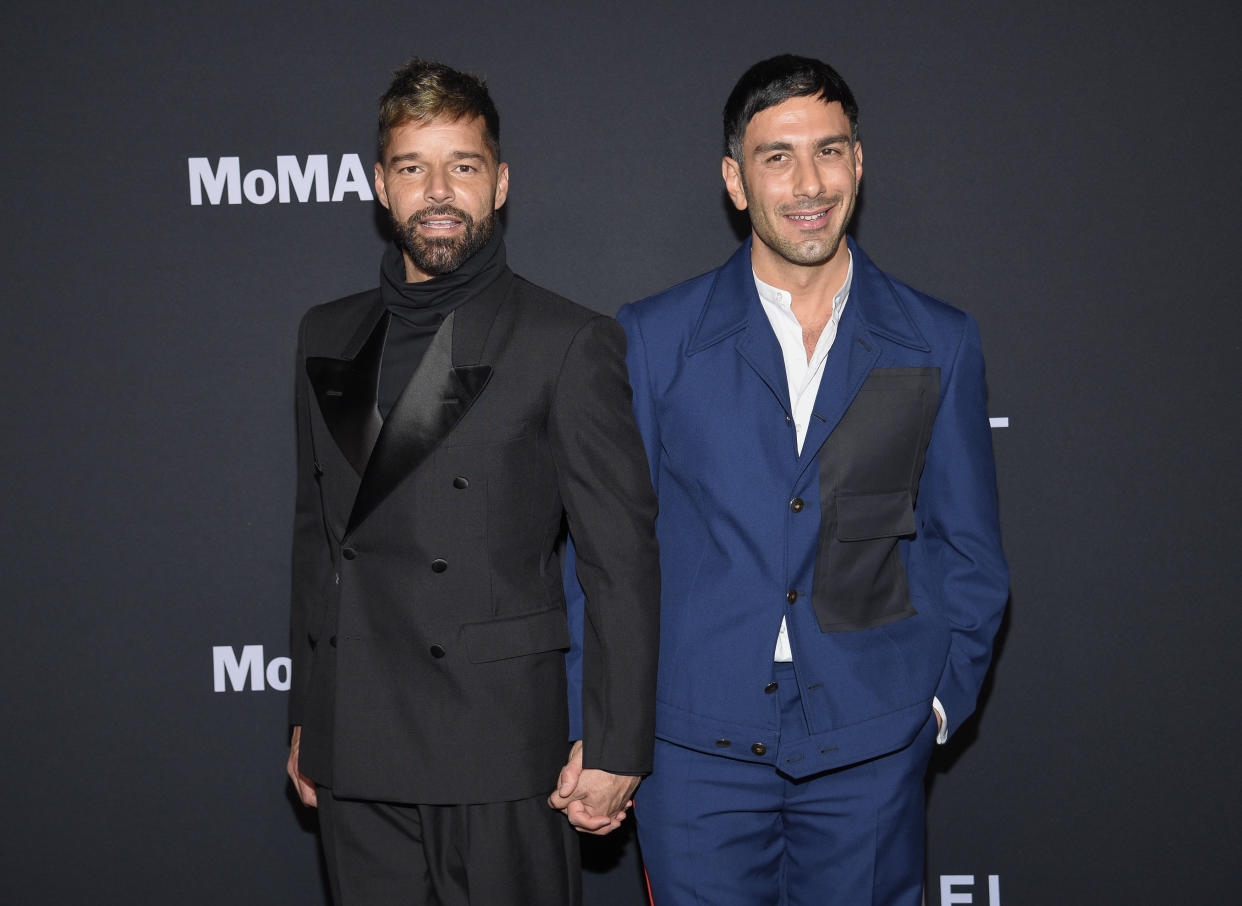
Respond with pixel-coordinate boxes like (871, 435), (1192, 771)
(377, 230), (506, 417)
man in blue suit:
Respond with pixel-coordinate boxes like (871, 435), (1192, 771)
(610, 55), (1009, 904)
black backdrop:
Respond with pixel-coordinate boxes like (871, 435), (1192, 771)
(5, 1), (1241, 903)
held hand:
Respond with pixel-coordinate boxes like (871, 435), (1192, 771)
(548, 741), (640, 835)
(287, 725), (318, 808)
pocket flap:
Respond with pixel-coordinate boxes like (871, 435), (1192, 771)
(836, 490), (916, 541)
(463, 606), (571, 664)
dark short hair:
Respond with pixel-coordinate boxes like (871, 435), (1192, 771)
(377, 59), (501, 163)
(723, 54), (859, 162)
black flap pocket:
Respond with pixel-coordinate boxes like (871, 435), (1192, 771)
(463, 606), (571, 664)
(836, 490), (916, 541)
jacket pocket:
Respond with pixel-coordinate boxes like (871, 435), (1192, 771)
(836, 489), (916, 541)
(463, 605), (571, 664)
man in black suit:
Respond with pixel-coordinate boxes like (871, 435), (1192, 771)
(284, 59), (660, 906)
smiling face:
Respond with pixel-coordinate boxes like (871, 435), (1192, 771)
(374, 115), (509, 282)
(722, 95), (862, 276)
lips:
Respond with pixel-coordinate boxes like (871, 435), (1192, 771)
(410, 205), (470, 232)
(784, 207), (831, 226)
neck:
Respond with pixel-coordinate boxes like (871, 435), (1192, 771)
(750, 236), (850, 319)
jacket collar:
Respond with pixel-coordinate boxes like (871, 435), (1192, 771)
(687, 236), (930, 356)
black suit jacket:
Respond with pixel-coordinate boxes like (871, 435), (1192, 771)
(288, 269), (660, 805)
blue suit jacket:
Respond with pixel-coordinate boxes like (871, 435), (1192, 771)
(568, 237), (1007, 779)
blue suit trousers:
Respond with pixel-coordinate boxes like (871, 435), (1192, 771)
(636, 664), (938, 906)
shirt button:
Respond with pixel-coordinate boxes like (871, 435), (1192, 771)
(452, 476), (469, 489)
(342, 547), (357, 560)
(790, 497), (804, 513)
(751, 742), (768, 756)
(764, 682), (779, 694)
(431, 559), (448, 573)
(429, 644), (446, 658)
(786, 589), (798, 604)
(715, 738), (732, 748)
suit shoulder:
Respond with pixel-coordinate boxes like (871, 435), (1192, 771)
(860, 259), (978, 356)
(891, 275), (972, 329)
(621, 267), (719, 327)
(508, 274), (611, 332)
(299, 288), (380, 336)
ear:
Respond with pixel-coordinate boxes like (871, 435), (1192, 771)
(493, 161), (509, 210)
(722, 157), (747, 211)
(853, 141), (863, 183)
(373, 161), (390, 210)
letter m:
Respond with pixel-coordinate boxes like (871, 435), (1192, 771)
(277, 155), (329, 202)
(213, 644), (265, 691)
(188, 157), (241, 205)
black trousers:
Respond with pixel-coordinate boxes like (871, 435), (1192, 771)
(317, 786), (581, 906)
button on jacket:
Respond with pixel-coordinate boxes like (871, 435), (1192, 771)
(597, 237), (1008, 778)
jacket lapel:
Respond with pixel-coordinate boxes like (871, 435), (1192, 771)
(305, 297), (387, 477)
(345, 270), (510, 536)
(688, 239), (793, 416)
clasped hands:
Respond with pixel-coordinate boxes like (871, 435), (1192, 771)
(547, 740), (640, 835)
(292, 727), (638, 834)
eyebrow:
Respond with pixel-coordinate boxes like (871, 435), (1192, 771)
(752, 134), (852, 156)
(388, 150), (490, 165)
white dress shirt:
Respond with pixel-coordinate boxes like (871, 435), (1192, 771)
(753, 253), (947, 742)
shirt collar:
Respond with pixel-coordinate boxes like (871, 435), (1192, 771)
(752, 248), (853, 324)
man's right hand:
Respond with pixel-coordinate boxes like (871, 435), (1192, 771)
(287, 725), (317, 807)
(548, 741), (637, 835)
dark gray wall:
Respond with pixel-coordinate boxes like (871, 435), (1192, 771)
(4, 1), (1240, 902)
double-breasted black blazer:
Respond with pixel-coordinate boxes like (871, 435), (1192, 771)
(288, 268), (660, 805)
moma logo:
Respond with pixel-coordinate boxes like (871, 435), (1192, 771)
(940, 875), (1001, 905)
(213, 644), (291, 692)
(188, 154), (373, 206)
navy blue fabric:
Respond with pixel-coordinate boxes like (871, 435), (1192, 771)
(636, 664), (938, 905)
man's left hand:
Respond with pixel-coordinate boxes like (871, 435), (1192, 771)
(548, 741), (640, 835)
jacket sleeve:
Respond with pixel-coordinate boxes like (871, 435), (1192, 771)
(916, 314), (1009, 738)
(287, 313), (329, 726)
(549, 314), (660, 774)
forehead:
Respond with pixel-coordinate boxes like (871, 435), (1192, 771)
(383, 114), (492, 161)
(743, 96), (851, 148)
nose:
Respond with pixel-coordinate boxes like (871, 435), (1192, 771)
(425, 168), (454, 204)
(792, 156), (825, 199)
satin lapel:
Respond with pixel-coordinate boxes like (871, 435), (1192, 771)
(305, 302), (387, 477)
(452, 268), (513, 367)
(346, 310), (493, 536)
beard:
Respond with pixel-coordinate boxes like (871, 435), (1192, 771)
(390, 204), (497, 277)
(743, 175), (856, 268)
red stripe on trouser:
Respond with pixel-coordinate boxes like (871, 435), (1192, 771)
(635, 800), (655, 906)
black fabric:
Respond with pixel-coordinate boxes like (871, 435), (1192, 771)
(347, 311), (493, 536)
(378, 231), (506, 416)
(306, 314), (388, 477)
(290, 277), (660, 804)
(318, 787), (581, 906)
(811, 367), (940, 632)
